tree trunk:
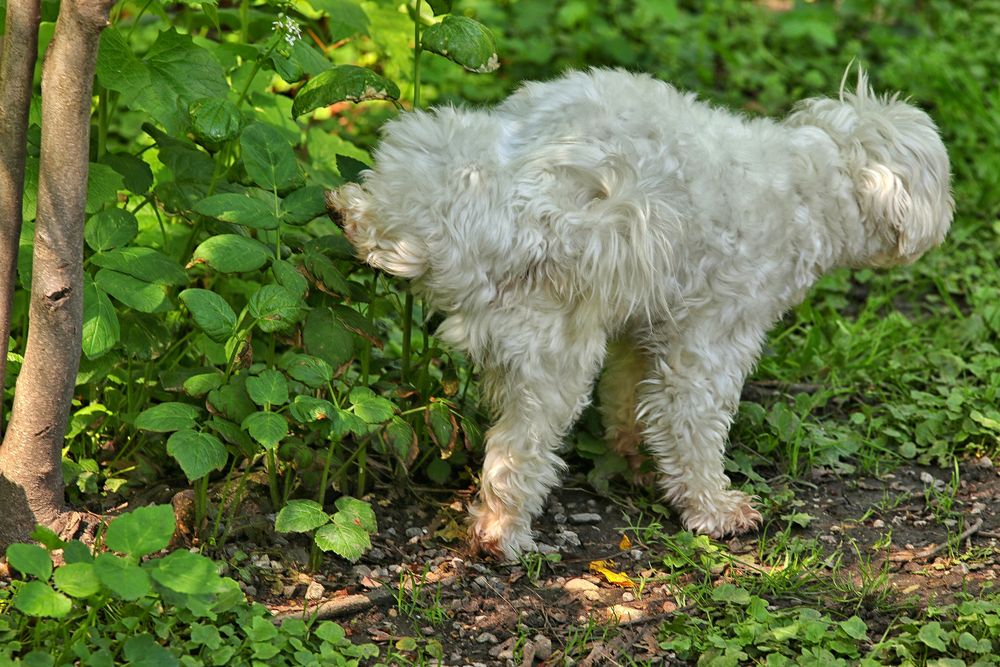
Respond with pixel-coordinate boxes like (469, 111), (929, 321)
(0, 0), (115, 549)
(0, 0), (41, 431)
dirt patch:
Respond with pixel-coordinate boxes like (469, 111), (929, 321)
(251, 459), (1000, 665)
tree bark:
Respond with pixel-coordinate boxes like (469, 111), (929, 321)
(0, 0), (115, 549)
(0, 0), (41, 431)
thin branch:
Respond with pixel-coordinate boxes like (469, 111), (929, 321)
(0, 0), (41, 433)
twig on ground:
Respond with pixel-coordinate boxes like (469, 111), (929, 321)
(888, 517), (984, 562)
(271, 587), (394, 624)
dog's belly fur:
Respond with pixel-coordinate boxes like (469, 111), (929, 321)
(330, 68), (953, 558)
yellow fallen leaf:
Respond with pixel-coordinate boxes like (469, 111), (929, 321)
(589, 560), (636, 588)
(619, 533), (632, 550)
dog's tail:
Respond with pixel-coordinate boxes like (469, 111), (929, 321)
(325, 184), (429, 279)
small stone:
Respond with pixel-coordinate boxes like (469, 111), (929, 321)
(607, 604), (644, 622)
(532, 634), (552, 660)
(622, 592), (635, 602)
(557, 530), (581, 547)
(421, 626), (435, 635)
(536, 542), (560, 555)
(569, 512), (602, 525)
(630, 549), (643, 560)
(367, 547), (386, 561)
(405, 527), (424, 539)
(473, 575), (489, 590)
(304, 581), (324, 600)
(489, 637), (515, 658)
(243, 584), (257, 597)
(476, 632), (498, 644)
(352, 564), (372, 580)
(554, 513), (567, 524)
(872, 519), (885, 528)
(564, 577), (599, 593)
(282, 584), (297, 598)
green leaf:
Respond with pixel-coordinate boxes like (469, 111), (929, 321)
(349, 387), (394, 424)
(425, 0), (451, 15)
(94, 268), (171, 313)
(7, 543), (53, 580)
(289, 395), (335, 423)
(425, 457), (451, 485)
(85, 208), (138, 252)
(421, 16), (499, 73)
(207, 377), (257, 423)
(241, 123), (299, 191)
(179, 288), (238, 343)
(63, 540), (93, 564)
(304, 307), (353, 367)
(241, 411), (289, 450)
(135, 402), (200, 432)
(148, 549), (220, 595)
(918, 621), (950, 651)
(12, 581), (72, 618)
(272, 259), (309, 299)
(839, 616), (868, 641)
(123, 634), (179, 667)
(310, 0), (369, 41)
(53, 562), (102, 598)
(192, 234), (271, 273)
(427, 400), (456, 449)
(314, 520), (370, 562)
(30, 526), (65, 551)
(189, 97), (242, 146)
(246, 369), (289, 406)
(105, 505), (175, 558)
(167, 430), (228, 481)
(83, 280), (120, 359)
(98, 27), (228, 135)
(280, 186), (328, 225)
(102, 152), (154, 195)
(184, 371), (225, 397)
(334, 496), (377, 533)
(282, 353), (333, 387)
(712, 583), (752, 604)
(384, 417), (416, 461)
(86, 163), (125, 214)
(91, 247), (188, 285)
(275, 499), (330, 533)
(194, 192), (279, 230)
(291, 65), (400, 117)
(94, 553), (151, 600)
(249, 284), (304, 332)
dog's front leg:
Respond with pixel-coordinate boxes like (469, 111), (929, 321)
(468, 311), (606, 559)
(637, 320), (765, 538)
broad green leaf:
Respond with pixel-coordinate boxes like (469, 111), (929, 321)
(332, 407), (369, 439)
(30, 526), (65, 551)
(104, 505), (175, 558)
(712, 583), (751, 604)
(63, 540), (93, 564)
(192, 234), (271, 273)
(83, 281), (120, 359)
(839, 616), (868, 641)
(167, 430), (228, 481)
(282, 353), (333, 387)
(274, 499), (330, 533)
(272, 259), (309, 298)
(246, 369), (289, 406)
(421, 16), (499, 73)
(314, 520), (370, 562)
(241, 123), (299, 191)
(91, 247), (188, 285)
(426, 400), (456, 448)
(97, 28), (228, 135)
(189, 97), (242, 146)
(425, 457), (451, 485)
(94, 268), (171, 313)
(280, 186), (328, 225)
(207, 377), (257, 423)
(193, 192), (279, 230)
(12, 581), (72, 618)
(86, 163), (125, 214)
(349, 387), (394, 424)
(135, 402), (200, 433)
(184, 372), (225, 397)
(94, 553), (151, 600)
(248, 284), (304, 332)
(334, 496), (377, 533)
(917, 621), (949, 652)
(7, 543), (53, 580)
(120, 311), (172, 360)
(148, 549), (220, 595)
(102, 152), (154, 195)
(289, 395), (335, 423)
(303, 250), (351, 295)
(310, 0), (369, 41)
(85, 208), (138, 252)
(384, 417), (416, 461)
(53, 562), (102, 598)
(304, 307), (353, 367)
(123, 634), (179, 667)
(425, 0), (451, 15)
(315, 621), (347, 644)
(179, 289), (238, 343)
(241, 411), (289, 450)
(291, 65), (400, 117)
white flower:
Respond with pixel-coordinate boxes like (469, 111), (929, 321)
(272, 12), (302, 47)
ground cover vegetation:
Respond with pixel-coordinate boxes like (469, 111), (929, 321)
(1, 0), (999, 664)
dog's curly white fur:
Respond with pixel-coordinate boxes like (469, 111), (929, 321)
(328, 68), (953, 558)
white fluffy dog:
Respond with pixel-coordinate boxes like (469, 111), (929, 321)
(327, 68), (953, 558)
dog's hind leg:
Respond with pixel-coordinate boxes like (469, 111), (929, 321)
(597, 338), (649, 476)
(469, 308), (606, 559)
(637, 319), (764, 538)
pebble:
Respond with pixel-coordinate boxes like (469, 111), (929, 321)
(536, 541), (560, 554)
(622, 592), (635, 602)
(352, 564), (372, 580)
(304, 581), (324, 600)
(532, 634), (553, 660)
(473, 575), (489, 590)
(630, 549), (643, 560)
(282, 584), (297, 598)
(872, 519), (885, 528)
(367, 547), (386, 561)
(405, 527), (424, 539)
(557, 530), (581, 547)
(569, 512), (602, 524)
(554, 513), (567, 524)
(476, 632), (498, 644)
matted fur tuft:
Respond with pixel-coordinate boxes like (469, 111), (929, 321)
(328, 68), (953, 558)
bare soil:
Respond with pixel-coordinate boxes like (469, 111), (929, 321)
(248, 458), (1000, 666)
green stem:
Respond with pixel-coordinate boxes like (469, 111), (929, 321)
(265, 448), (281, 510)
(96, 84), (108, 159)
(401, 293), (414, 383)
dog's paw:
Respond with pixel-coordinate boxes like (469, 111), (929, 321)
(681, 490), (762, 539)
(468, 507), (536, 560)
